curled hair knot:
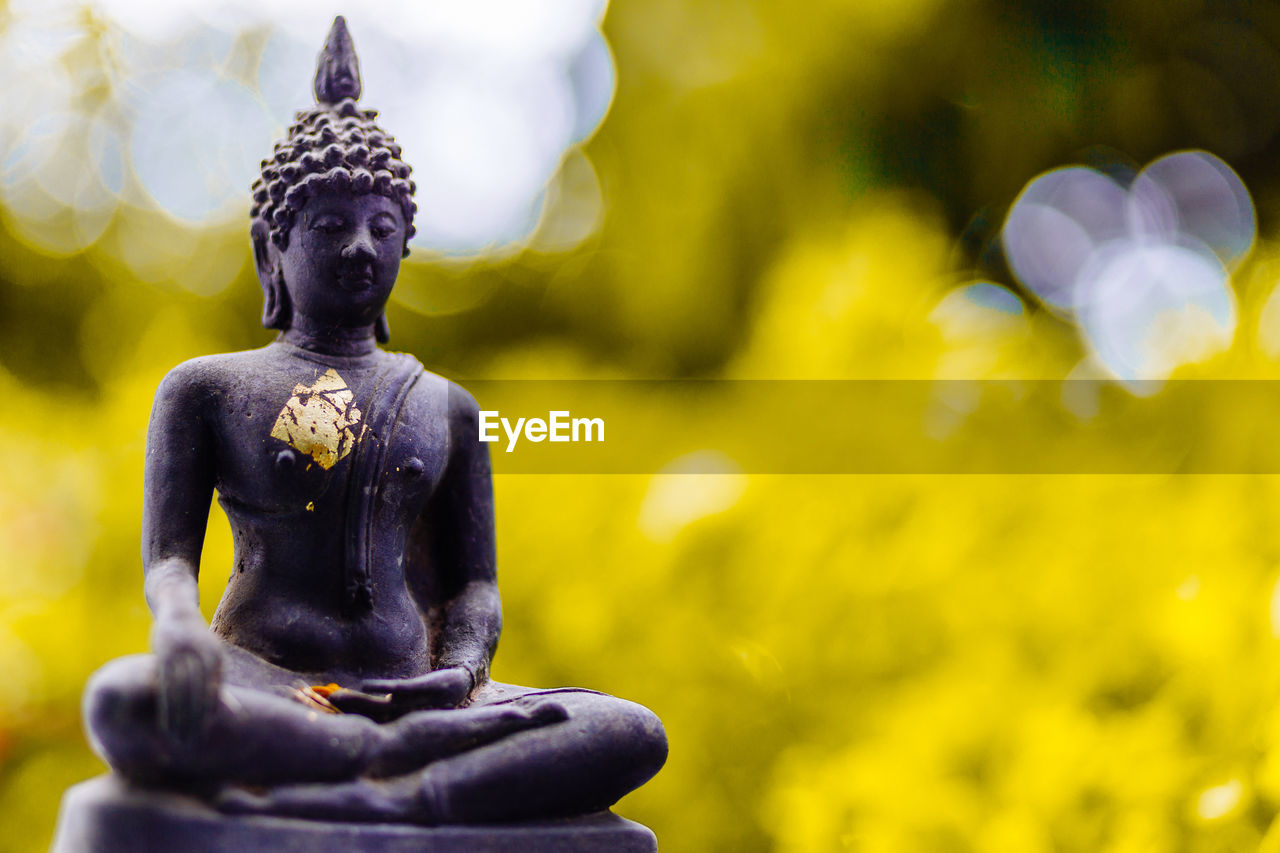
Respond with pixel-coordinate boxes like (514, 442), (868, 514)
(250, 20), (416, 263)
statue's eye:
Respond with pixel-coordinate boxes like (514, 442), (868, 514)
(312, 215), (345, 233)
(371, 216), (398, 240)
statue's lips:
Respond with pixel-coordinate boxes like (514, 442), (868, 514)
(336, 270), (375, 291)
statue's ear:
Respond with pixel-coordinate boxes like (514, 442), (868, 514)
(251, 219), (279, 287)
(252, 220), (290, 331)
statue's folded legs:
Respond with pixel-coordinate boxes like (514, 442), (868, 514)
(86, 654), (666, 824)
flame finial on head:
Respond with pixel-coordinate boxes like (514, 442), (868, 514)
(314, 16), (362, 105)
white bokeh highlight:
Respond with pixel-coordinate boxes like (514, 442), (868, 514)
(0, 0), (614, 255)
(1002, 151), (1253, 385)
(1003, 167), (1129, 311)
(1074, 239), (1234, 392)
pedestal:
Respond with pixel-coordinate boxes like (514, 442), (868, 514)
(53, 775), (658, 853)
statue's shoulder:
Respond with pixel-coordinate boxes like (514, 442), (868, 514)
(437, 374), (481, 424)
(387, 354), (478, 423)
(394, 363), (484, 453)
(153, 347), (274, 399)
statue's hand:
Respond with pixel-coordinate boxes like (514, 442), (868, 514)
(358, 667), (474, 712)
(151, 615), (223, 743)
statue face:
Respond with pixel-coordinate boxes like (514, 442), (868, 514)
(277, 187), (405, 328)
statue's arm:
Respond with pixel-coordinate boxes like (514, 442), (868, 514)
(142, 363), (217, 615)
(411, 384), (502, 695)
(140, 362), (223, 739)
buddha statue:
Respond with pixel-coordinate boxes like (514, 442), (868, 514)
(65, 17), (665, 842)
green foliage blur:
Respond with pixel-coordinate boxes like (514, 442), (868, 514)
(10, 1), (1280, 851)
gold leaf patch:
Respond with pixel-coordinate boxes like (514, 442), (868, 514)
(269, 368), (364, 470)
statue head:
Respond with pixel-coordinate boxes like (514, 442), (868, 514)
(250, 17), (417, 343)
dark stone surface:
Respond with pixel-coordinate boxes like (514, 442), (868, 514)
(53, 776), (658, 853)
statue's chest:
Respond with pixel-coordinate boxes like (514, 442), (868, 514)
(213, 360), (448, 518)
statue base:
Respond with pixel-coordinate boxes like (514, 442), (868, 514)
(54, 775), (658, 852)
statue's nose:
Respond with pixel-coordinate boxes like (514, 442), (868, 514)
(342, 231), (376, 261)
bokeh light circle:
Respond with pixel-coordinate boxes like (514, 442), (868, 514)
(130, 72), (277, 223)
(1002, 167), (1128, 310)
(1073, 238), (1234, 384)
(1128, 150), (1255, 268)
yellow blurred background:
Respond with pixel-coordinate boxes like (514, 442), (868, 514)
(7, 1), (1280, 850)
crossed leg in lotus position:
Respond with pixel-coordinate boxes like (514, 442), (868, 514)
(85, 653), (668, 825)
